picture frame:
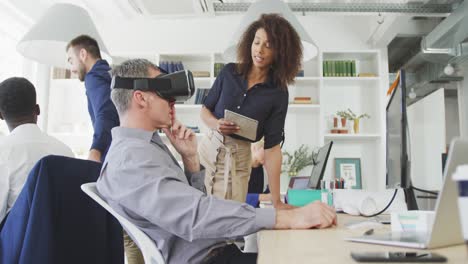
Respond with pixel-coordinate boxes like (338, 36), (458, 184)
(334, 158), (362, 189)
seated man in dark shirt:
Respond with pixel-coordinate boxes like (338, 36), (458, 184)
(96, 58), (337, 264)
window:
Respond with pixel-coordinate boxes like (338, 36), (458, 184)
(0, 4), (31, 135)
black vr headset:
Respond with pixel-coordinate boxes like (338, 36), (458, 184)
(111, 70), (195, 103)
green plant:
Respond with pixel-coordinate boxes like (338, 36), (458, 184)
(282, 145), (315, 176)
(311, 147), (320, 166)
(336, 110), (352, 120)
(336, 108), (370, 120)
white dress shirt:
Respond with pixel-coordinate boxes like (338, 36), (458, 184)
(0, 124), (74, 222)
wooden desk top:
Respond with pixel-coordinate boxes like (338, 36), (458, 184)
(257, 214), (467, 264)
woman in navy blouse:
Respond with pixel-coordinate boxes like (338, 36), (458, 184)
(200, 14), (303, 209)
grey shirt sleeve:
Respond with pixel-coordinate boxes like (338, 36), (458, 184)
(113, 148), (275, 242)
(184, 166), (205, 192)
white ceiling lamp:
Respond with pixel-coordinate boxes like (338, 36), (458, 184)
(17, 3), (111, 68)
(223, 0), (318, 62)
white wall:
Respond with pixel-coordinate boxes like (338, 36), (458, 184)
(407, 88), (446, 190)
(0, 2), (36, 134)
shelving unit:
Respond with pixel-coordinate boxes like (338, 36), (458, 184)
(288, 104), (320, 110)
(295, 77), (322, 81)
(322, 77), (380, 81)
(324, 134), (381, 141)
(46, 50), (386, 190)
(319, 50), (385, 190)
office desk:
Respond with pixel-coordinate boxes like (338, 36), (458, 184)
(257, 214), (467, 263)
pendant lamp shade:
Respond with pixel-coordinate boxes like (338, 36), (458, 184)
(223, 0), (318, 62)
(17, 3), (111, 68)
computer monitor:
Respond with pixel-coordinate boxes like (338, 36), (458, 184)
(308, 141), (333, 189)
(287, 141), (333, 190)
(386, 70), (409, 189)
(386, 69), (418, 210)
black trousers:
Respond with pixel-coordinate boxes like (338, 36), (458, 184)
(202, 244), (257, 264)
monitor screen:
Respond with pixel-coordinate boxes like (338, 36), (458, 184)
(307, 141), (333, 189)
(386, 70), (409, 188)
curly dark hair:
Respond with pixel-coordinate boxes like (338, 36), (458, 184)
(0, 77), (37, 121)
(236, 13), (303, 90)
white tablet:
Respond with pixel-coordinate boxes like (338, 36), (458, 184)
(224, 109), (258, 141)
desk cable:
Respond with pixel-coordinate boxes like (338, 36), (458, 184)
(410, 186), (438, 196)
(361, 189), (398, 218)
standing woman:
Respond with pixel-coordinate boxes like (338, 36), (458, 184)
(199, 14), (303, 209)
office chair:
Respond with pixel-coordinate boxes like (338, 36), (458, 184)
(81, 183), (166, 264)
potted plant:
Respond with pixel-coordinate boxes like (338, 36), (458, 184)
(344, 108), (370, 133)
(336, 110), (350, 128)
(282, 145), (315, 176)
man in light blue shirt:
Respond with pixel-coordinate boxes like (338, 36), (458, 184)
(96, 59), (337, 264)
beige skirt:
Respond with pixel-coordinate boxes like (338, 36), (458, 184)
(199, 130), (252, 202)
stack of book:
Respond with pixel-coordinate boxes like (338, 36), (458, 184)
(292, 97), (312, 104)
(194, 88), (210, 104)
(322, 60), (357, 77)
(358, 73), (377, 77)
(214, 63), (225, 77)
(187, 126), (200, 133)
(159, 61), (185, 73)
(52, 67), (72, 79)
(296, 69), (304, 77)
(192, 71), (210, 77)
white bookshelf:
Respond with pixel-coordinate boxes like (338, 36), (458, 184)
(160, 53), (325, 160)
(322, 77), (380, 82)
(288, 104), (320, 110)
(295, 77), (322, 81)
(194, 77), (212, 82)
(46, 50), (386, 190)
(319, 50), (385, 190)
(324, 134), (381, 141)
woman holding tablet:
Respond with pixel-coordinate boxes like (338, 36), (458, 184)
(199, 14), (303, 209)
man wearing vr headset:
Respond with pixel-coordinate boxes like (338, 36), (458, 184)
(96, 59), (336, 264)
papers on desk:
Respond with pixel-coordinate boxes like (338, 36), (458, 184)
(345, 218), (384, 230)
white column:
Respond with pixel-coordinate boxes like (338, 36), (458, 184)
(35, 63), (51, 132)
(21, 57), (37, 82)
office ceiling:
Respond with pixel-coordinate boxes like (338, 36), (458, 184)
(8, 0), (465, 23)
(221, 0), (460, 3)
(216, 0), (463, 13)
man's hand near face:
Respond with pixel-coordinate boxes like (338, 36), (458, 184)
(162, 120), (199, 173)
